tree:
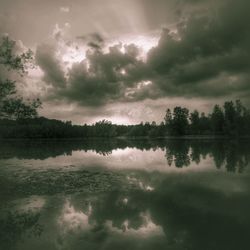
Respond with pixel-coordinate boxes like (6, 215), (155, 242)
(235, 100), (245, 134)
(211, 105), (224, 134)
(242, 106), (250, 135)
(164, 108), (172, 134)
(199, 112), (211, 134)
(0, 36), (41, 119)
(94, 120), (117, 137)
(189, 110), (200, 134)
(172, 107), (189, 135)
(223, 101), (237, 135)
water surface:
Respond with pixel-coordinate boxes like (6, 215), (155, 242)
(0, 139), (250, 250)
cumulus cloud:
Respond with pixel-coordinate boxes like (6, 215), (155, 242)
(36, 44), (66, 88)
(35, 0), (250, 107)
(76, 32), (105, 51)
(147, 0), (250, 97)
(59, 43), (149, 106)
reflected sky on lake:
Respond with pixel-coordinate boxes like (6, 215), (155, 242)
(1, 147), (213, 173)
(0, 139), (250, 250)
(1, 139), (249, 174)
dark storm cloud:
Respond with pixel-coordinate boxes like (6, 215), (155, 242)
(77, 32), (105, 50)
(55, 43), (149, 106)
(87, 42), (101, 50)
(77, 33), (104, 43)
(90, 33), (104, 43)
(36, 44), (66, 88)
(146, 0), (250, 97)
(88, 34), (104, 51)
(35, 0), (250, 106)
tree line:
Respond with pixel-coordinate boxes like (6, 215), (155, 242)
(1, 100), (250, 139)
(164, 100), (250, 136)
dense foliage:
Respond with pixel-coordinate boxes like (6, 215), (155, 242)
(164, 100), (250, 136)
(0, 36), (41, 119)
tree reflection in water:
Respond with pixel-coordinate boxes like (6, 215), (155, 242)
(0, 138), (249, 172)
(0, 139), (250, 250)
(164, 140), (250, 172)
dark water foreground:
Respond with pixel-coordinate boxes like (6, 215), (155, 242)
(0, 139), (250, 250)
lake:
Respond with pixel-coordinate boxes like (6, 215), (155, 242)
(0, 138), (250, 250)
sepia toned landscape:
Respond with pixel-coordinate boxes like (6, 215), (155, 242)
(1, 1), (250, 250)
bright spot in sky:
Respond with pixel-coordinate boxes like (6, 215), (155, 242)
(130, 35), (158, 53)
(62, 46), (86, 67)
(109, 116), (132, 125)
(109, 34), (159, 60)
(120, 69), (126, 75)
(55, 29), (159, 78)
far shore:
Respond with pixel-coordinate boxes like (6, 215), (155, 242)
(1, 135), (250, 141)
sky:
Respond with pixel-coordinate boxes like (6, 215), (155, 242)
(1, 0), (250, 124)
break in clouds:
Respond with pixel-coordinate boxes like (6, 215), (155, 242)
(1, 0), (250, 123)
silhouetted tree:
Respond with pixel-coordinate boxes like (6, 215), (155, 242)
(94, 120), (117, 137)
(164, 108), (172, 134)
(223, 101), (237, 135)
(211, 105), (224, 134)
(171, 107), (189, 135)
(0, 36), (41, 119)
(199, 112), (211, 134)
(190, 110), (200, 134)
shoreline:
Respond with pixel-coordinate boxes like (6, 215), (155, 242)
(1, 135), (250, 141)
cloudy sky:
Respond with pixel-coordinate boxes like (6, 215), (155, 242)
(1, 0), (250, 124)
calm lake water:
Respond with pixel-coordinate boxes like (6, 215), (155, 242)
(0, 139), (250, 250)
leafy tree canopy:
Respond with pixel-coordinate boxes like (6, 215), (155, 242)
(0, 36), (41, 119)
